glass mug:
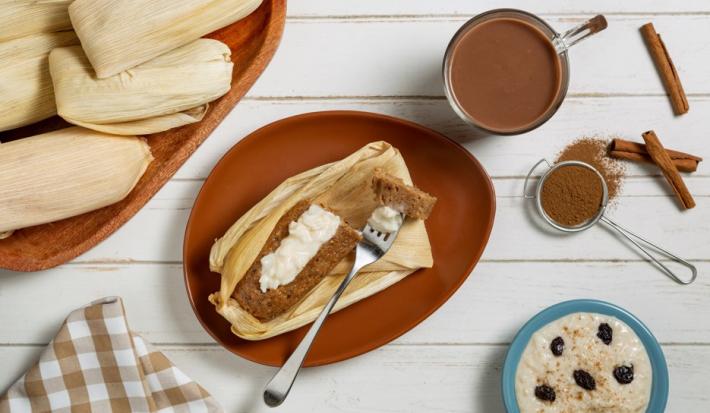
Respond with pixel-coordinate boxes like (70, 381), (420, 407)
(443, 9), (607, 135)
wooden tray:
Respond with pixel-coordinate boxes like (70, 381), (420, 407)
(0, 0), (286, 272)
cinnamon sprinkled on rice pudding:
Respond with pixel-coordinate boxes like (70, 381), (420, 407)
(515, 313), (652, 413)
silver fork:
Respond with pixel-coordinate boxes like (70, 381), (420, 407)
(263, 218), (404, 407)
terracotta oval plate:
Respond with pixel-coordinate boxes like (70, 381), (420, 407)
(0, 0), (285, 271)
(183, 111), (496, 366)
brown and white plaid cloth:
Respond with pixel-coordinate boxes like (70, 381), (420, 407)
(0, 297), (223, 413)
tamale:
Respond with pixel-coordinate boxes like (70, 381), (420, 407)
(0, 30), (79, 132)
(209, 141), (435, 340)
(49, 39), (233, 135)
(69, 0), (262, 78)
(0, 127), (153, 235)
(0, 0), (72, 42)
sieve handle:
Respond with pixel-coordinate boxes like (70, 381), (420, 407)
(523, 159), (552, 199)
(600, 216), (698, 285)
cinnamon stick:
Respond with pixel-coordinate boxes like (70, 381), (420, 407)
(640, 23), (689, 115)
(610, 138), (702, 173)
(641, 130), (695, 209)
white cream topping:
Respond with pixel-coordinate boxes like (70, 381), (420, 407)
(515, 312), (652, 413)
(367, 206), (403, 232)
(259, 204), (341, 293)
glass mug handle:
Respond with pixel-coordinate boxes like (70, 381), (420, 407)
(553, 15), (608, 53)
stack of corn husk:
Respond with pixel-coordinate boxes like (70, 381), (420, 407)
(1, 0), (264, 134)
(208, 141), (434, 340)
(0, 0), (263, 237)
(48, 0), (264, 134)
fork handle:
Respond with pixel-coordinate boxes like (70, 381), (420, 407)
(263, 259), (367, 407)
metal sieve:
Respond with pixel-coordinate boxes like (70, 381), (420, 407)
(524, 159), (697, 285)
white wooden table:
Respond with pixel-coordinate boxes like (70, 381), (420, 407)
(2, 1), (709, 411)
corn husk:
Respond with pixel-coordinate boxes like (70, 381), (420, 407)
(49, 39), (233, 136)
(0, 30), (79, 132)
(208, 141), (434, 340)
(0, 127), (153, 234)
(0, 0), (72, 42)
(69, 0), (262, 78)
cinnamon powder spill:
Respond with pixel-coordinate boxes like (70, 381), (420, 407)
(555, 138), (626, 201)
(540, 138), (626, 227)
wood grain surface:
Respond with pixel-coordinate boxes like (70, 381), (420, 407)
(1, 2), (709, 412)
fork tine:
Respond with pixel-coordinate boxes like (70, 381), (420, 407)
(362, 222), (400, 249)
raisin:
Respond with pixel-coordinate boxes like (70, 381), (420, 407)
(613, 365), (634, 384)
(597, 323), (613, 345)
(573, 369), (596, 390)
(534, 385), (556, 402)
(550, 336), (565, 356)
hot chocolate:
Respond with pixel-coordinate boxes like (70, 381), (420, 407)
(447, 17), (563, 133)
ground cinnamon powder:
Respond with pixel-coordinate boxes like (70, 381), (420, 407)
(556, 138), (625, 200)
(540, 138), (626, 227)
(541, 166), (603, 226)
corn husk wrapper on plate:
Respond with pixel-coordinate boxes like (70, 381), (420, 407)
(208, 141), (434, 340)
(69, 0), (262, 78)
(0, 30), (79, 132)
(0, 0), (72, 42)
(49, 39), (233, 136)
(0, 127), (153, 234)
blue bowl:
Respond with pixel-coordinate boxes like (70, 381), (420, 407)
(501, 299), (669, 413)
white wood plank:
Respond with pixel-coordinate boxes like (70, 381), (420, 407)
(179, 97), (710, 181)
(0, 344), (707, 412)
(289, 1), (710, 16)
(488, 194), (710, 261)
(0, 264), (200, 345)
(1, 262), (707, 345)
(248, 16), (709, 97)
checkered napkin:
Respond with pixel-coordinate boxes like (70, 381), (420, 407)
(0, 297), (223, 413)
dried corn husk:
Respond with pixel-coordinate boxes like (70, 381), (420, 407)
(0, 30), (79, 132)
(209, 141), (434, 340)
(0, 127), (153, 234)
(0, 0), (72, 42)
(49, 39), (233, 135)
(69, 0), (262, 78)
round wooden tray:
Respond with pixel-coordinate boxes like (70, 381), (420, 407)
(183, 111), (497, 366)
(0, 0), (286, 271)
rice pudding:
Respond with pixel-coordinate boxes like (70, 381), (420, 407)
(515, 312), (652, 413)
